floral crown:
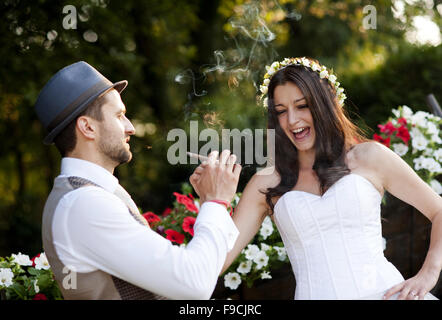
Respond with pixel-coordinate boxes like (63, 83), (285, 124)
(259, 57), (346, 108)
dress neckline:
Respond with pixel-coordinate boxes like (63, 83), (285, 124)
(274, 173), (383, 209)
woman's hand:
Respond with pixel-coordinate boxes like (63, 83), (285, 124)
(383, 268), (439, 300)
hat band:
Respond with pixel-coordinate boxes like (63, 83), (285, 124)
(47, 79), (112, 133)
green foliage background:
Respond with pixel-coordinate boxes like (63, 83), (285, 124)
(0, 0), (441, 256)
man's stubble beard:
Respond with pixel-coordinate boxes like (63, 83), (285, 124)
(97, 131), (132, 166)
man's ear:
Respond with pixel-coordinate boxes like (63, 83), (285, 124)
(76, 116), (98, 141)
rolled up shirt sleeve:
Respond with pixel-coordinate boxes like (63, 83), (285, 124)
(62, 188), (239, 300)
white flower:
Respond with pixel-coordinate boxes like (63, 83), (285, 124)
(260, 85), (268, 95)
(392, 108), (400, 118)
(236, 260), (252, 275)
(34, 252), (50, 270)
(243, 244), (260, 260)
(337, 87), (344, 95)
(262, 215), (272, 226)
(253, 251), (269, 270)
(401, 105), (413, 119)
(412, 134), (428, 151)
(311, 63), (320, 72)
(411, 111), (430, 127)
(259, 223), (273, 240)
(0, 268), (14, 288)
(392, 143), (409, 156)
(300, 57), (310, 67)
(430, 180), (442, 194)
(12, 252), (32, 266)
(319, 70), (328, 79)
(260, 271), (272, 279)
(33, 279), (40, 293)
(426, 121), (439, 136)
(263, 97), (268, 108)
(328, 74), (337, 84)
(434, 148), (442, 162)
(421, 158), (441, 173)
(432, 134), (442, 144)
(413, 156), (425, 170)
(263, 78), (270, 86)
(260, 243), (271, 252)
(224, 272), (241, 290)
(274, 246), (287, 261)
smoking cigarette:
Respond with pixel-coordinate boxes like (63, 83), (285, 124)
(186, 151), (240, 164)
(187, 152), (210, 162)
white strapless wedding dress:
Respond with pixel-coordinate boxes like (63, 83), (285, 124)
(273, 173), (438, 300)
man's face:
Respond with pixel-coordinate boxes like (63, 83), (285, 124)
(96, 89), (135, 166)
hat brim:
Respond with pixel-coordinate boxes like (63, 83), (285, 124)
(43, 80), (128, 145)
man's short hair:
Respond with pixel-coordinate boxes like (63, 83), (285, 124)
(53, 93), (107, 157)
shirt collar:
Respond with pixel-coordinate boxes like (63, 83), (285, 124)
(60, 157), (119, 193)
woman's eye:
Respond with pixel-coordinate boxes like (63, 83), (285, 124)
(275, 109), (286, 115)
(298, 105), (308, 109)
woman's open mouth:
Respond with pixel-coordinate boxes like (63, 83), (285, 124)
(292, 127), (310, 141)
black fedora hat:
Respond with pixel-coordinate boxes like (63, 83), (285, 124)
(35, 61), (128, 145)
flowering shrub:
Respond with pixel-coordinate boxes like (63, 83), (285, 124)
(373, 105), (442, 194)
(149, 183), (290, 291)
(146, 183), (202, 245)
(0, 252), (62, 300)
(222, 216), (289, 290)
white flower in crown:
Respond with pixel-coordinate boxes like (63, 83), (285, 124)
(319, 66), (329, 79)
(300, 57), (311, 67)
(260, 85), (268, 95)
(311, 62), (320, 72)
(259, 57), (346, 108)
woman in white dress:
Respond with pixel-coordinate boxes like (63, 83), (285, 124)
(192, 57), (442, 300)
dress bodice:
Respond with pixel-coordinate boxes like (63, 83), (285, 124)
(273, 173), (405, 299)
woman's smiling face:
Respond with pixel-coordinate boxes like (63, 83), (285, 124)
(273, 82), (316, 153)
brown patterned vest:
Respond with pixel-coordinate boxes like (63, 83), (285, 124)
(42, 176), (167, 300)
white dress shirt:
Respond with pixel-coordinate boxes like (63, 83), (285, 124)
(51, 157), (239, 299)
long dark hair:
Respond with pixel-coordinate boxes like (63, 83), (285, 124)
(263, 58), (367, 213)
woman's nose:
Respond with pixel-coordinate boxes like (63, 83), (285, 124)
(287, 108), (298, 126)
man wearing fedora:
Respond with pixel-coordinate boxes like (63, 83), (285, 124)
(35, 61), (241, 300)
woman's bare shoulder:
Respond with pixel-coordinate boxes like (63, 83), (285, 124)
(348, 141), (387, 168)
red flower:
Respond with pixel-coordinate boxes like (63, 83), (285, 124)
(142, 211), (161, 226)
(31, 253), (41, 267)
(397, 117), (407, 126)
(162, 207), (172, 217)
(373, 133), (391, 148)
(165, 229), (185, 244)
(173, 192), (199, 213)
(396, 125), (410, 144)
(33, 293), (48, 300)
(182, 216), (196, 236)
(377, 121), (397, 136)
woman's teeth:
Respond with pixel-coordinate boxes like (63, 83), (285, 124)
(292, 127), (310, 139)
(293, 127), (306, 134)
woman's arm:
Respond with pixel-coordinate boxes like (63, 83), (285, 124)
(358, 142), (442, 300)
(221, 167), (279, 274)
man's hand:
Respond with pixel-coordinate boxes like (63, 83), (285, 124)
(189, 150), (242, 204)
